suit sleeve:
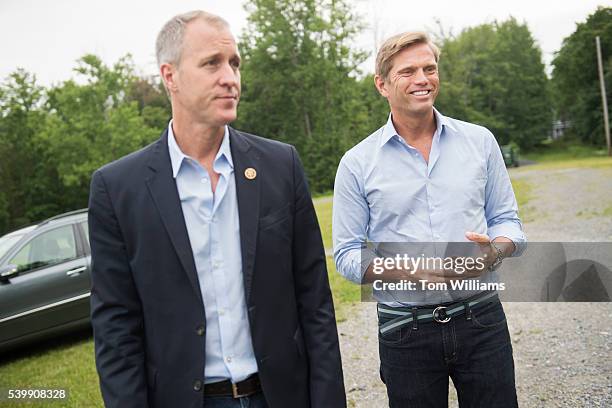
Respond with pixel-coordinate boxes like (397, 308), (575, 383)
(88, 170), (149, 408)
(289, 146), (347, 408)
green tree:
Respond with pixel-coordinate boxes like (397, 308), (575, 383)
(0, 69), (60, 233)
(236, 0), (368, 192)
(40, 55), (161, 211)
(355, 74), (390, 135)
(552, 6), (612, 146)
(126, 76), (172, 131)
(436, 18), (551, 150)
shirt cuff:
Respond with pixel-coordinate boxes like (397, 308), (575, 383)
(488, 222), (527, 257)
(335, 244), (377, 284)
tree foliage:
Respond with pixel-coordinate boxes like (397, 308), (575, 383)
(236, 0), (369, 192)
(436, 18), (551, 150)
(551, 7), (612, 145)
(0, 57), (169, 234)
(0, 7), (590, 232)
(0, 69), (54, 231)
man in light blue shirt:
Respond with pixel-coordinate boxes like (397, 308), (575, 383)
(333, 31), (524, 407)
(168, 122), (258, 384)
(89, 10), (345, 408)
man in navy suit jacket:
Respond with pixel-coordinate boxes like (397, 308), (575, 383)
(88, 10), (345, 408)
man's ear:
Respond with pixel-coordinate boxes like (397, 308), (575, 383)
(160, 63), (178, 93)
(374, 74), (388, 98)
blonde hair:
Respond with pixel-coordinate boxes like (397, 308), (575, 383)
(375, 31), (440, 79)
(156, 10), (229, 67)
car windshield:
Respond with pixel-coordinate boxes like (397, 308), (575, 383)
(0, 234), (25, 259)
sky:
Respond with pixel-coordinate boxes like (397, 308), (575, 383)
(0, 0), (608, 86)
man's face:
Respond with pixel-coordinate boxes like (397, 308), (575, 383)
(375, 43), (439, 118)
(166, 20), (241, 127)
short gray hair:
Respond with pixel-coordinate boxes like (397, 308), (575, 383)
(155, 10), (229, 67)
(375, 31), (440, 80)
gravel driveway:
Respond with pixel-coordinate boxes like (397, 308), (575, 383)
(336, 165), (612, 407)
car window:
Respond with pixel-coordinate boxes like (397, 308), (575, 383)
(0, 234), (24, 260)
(9, 225), (77, 273)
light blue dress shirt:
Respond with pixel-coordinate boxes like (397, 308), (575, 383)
(332, 109), (526, 305)
(168, 122), (258, 383)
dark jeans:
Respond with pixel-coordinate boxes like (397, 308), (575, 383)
(378, 300), (518, 408)
(204, 391), (268, 408)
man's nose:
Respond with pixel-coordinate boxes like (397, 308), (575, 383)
(219, 63), (239, 87)
(413, 68), (428, 84)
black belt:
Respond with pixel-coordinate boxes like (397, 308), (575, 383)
(378, 291), (499, 335)
(204, 374), (261, 398)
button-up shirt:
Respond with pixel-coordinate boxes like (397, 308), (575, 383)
(168, 122), (257, 383)
(332, 110), (526, 305)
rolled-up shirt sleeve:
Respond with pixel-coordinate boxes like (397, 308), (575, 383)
(332, 155), (376, 284)
(484, 132), (527, 256)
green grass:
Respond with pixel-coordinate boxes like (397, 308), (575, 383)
(520, 141), (612, 170)
(312, 197), (360, 321)
(521, 139), (607, 162)
(0, 331), (101, 407)
(521, 156), (612, 171)
(523, 142), (607, 162)
(325, 257), (360, 323)
(510, 179), (531, 209)
(510, 178), (534, 222)
(576, 205), (612, 219)
(314, 198), (333, 250)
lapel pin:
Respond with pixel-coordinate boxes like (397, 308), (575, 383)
(244, 167), (257, 180)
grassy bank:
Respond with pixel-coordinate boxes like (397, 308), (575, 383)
(0, 331), (100, 407)
(523, 142), (608, 162)
(521, 141), (612, 170)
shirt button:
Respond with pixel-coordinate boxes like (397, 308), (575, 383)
(193, 380), (202, 391)
(195, 325), (205, 336)
(201, 178), (207, 184)
(226, 356), (232, 363)
(219, 309), (225, 316)
(213, 262), (220, 268)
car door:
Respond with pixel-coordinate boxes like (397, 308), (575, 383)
(0, 223), (90, 346)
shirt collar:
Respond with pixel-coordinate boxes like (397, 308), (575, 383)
(379, 108), (457, 147)
(167, 120), (233, 179)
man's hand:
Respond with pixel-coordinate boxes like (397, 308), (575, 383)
(463, 231), (497, 276)
(362, 234), (516, 284)
(465, 231), (516, 274)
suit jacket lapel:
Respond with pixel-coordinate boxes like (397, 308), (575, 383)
(145, 130), (203, 306)
(229, 127), (260, 305)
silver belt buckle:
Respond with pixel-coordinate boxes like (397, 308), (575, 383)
(432, 306), (451, 323)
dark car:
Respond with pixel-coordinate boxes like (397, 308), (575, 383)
(501, 144), (520, 167)
(0, 209), (91, 352)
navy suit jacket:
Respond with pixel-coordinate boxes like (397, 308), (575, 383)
(88, 128), (346, 408)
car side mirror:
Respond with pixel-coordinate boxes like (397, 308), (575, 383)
(0, 264), (19, 283)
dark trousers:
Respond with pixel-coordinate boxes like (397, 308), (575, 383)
(378, 300), (518, 408)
